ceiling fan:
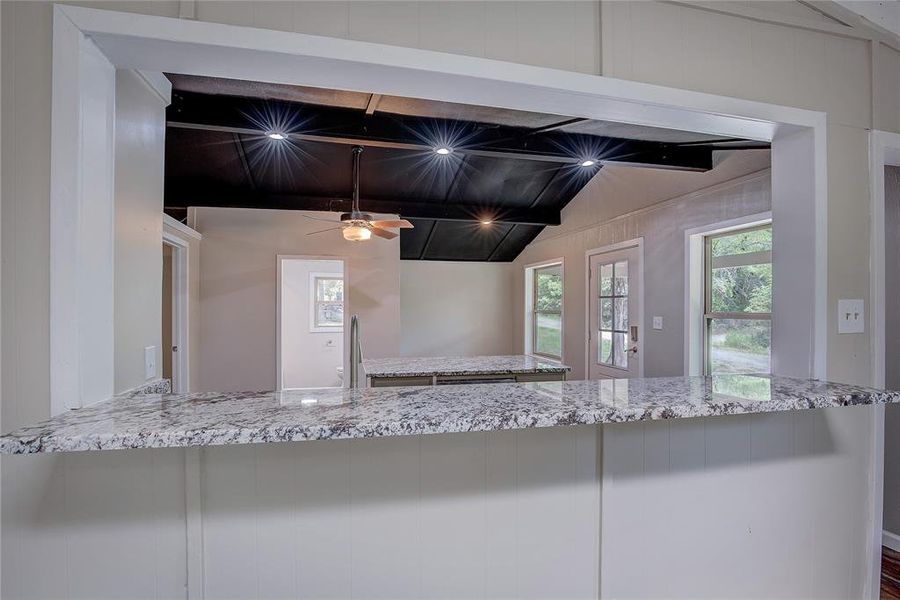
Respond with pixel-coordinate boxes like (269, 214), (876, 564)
(305, 145), (414, 241)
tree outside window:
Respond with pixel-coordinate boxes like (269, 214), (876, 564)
(704, 224), (772, 374)
(533, 264), (563, 359)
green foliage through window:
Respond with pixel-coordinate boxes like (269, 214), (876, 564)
(534, 264), (562, 358)
(706, 225), (772, 375)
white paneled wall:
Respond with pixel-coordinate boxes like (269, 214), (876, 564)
(194, 0), (602, 75)
(601, 407), (875, 598)
(199, 427), (600, 599)
(2, 449), (187, 600)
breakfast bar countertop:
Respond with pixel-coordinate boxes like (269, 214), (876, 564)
(1, 375), (898, 454)
(363, 354), (572, 378)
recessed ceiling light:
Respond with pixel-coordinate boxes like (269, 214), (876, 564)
(267, 132), (286, 140)
(480, 219), (493, 225)
(580, 159), (596, 167)
(435, 147), (452, 155)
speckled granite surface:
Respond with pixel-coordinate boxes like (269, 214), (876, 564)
(1, 375), (897, 454)
(118, 379), (171, 398)
(364, 355), (571, 378)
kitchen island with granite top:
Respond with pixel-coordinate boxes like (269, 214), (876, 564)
(1, 374), (896, 454)
(363, 354), (571, 387)
(3, 374), (896, 598)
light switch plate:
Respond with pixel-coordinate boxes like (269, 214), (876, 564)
(837, 299), (865, 334)
(145, 346), (157, 379)
(652, 316), (663, 330)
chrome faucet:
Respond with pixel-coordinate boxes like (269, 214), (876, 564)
(349, 314), (362, 388)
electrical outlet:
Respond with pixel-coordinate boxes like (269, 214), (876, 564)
(145, 346), (157, 379)
(652, 316), (663, 330)
(837, 299), (864, 334)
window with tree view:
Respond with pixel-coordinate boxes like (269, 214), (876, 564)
(705, 224), (771, 374)
(533, 264), (562, 359)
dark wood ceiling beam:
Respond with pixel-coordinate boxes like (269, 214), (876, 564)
(168, 121), (577, 165)
(418, 221), (440, 259)
(365, 94), (382, 116)
(166, 91), (726, 171)
(165, 190), (562, 226)
(231, 133), (257, 191)
(486, 224), (518, 261)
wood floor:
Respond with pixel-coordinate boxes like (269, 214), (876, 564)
(884, 546), (900, 600)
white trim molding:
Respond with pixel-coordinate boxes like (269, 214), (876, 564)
(136, 70), (172, 106)
(885, 530), (900, 553)
(164, 213), (202, 241)
(50, 7), (117, 415)
(867, 129), (900, 599)
(683, 212), (772, 376)
(162, 227), (193, 394)
(523, 257), (565, 364)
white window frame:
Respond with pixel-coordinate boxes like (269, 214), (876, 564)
(703, 223), (772, 375)
(309, 272), (345, 333)
(524, 258), (564, 362)
(684, 212), (772, 376)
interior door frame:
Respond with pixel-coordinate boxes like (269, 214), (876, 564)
(585, 238), (645, 379)
(867, 130), (900, 582)
(161, 216), (195, 393)
(275, 254), (348, 391)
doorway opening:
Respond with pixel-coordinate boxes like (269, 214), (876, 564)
(586, 240), (643, 379)
(277, 256), (346, 390)
(162, 228), (190, 393)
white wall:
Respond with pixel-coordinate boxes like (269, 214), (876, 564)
(113, 69), (166, 393)
(601, 407), (876, 598)
(192, 207), (400, 392)
(884, 165), (900, 536)
(280, 258), (343, 389)
(514, 156), (772, 378)
(400, 260), (514, 357)
(198, 426), (599, 599)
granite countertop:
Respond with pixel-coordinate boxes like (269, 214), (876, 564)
(363, 355), (571, 378)
(1, 375), (897, 454)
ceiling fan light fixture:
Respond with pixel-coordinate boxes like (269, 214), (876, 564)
(342, 224), (372, 242)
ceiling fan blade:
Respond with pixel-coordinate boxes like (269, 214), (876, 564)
(369, 226), (399, 240)
(301, 213), (342, 224)
(370, 219), (414, 229)
(306, 226), (344, 236)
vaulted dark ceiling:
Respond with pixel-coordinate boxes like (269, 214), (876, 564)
(164, 75), (768, 261)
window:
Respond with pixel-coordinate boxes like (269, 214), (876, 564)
(532, 264), (563, 359)
(312, 275), (344, 331)
(704, 224), (772, 374)
(597, 260), (629, 369)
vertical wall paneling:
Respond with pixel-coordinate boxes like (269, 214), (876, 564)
(198, 428), (600, 599)
(49, 10), (117, 414)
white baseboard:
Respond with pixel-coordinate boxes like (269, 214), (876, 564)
(884, 530), (900, 552)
